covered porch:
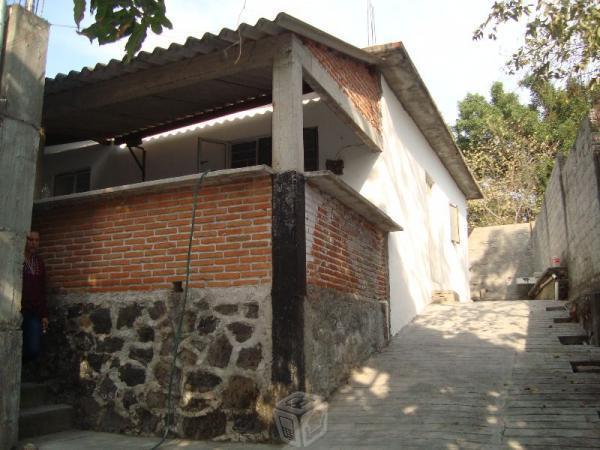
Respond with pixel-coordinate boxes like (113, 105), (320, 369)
(42, 13), (383, 184)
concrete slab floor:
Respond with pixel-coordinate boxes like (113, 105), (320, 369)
(22, 300), (600, 450)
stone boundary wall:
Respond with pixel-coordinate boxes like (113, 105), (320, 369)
(304, 183), (389, 396)
(32, 175), (272, 292)
(305, 184), (389, 301)
(303, 39), (382, 132)
(40, 287), (272, 441)
(530, 111), (600, 301)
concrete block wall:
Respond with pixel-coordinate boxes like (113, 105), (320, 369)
(468, 223), (534, 300)
(533, 157), (569, 267)
(531, 110), (600, 301)
(562, 119), (600, 298)
(303, 39), (382, 132)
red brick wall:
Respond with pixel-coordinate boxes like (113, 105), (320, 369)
(305, 185), (388, 300)
(303, 39), (382, 132)
(33, 175), (272, 292)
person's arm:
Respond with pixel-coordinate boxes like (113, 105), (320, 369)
(40, 259), (49, 332)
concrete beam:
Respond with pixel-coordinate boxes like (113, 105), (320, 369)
(272, 39), (304, 172)
(34, 165), (275, 209)
(304, 171), (402, 232)
(293, 36), (383, 153)
(0, 6), (49, 449)
(0, 330), (22, 447)
(0, 4), (48, 324)
(0, 6), (48, 126)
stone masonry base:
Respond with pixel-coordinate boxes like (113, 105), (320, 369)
(37, 286), (272, 442)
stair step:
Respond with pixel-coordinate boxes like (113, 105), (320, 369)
(19, 404), (73, 439)
(20, 382), (48, 409)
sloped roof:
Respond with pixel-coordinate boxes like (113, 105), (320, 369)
(45, 13), (375, 96)
(43, 13), (481, 199)
(365, 42), (483, 199)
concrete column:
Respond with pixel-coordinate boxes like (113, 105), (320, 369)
(271, 171), (306, 392)
(0, 6), (49, 448)
(272, 43), (304, 172)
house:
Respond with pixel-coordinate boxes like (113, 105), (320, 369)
(33, 14), (481, 441)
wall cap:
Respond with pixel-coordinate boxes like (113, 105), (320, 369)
(33, 165), (274, 209)
(305, 170), (402, 232)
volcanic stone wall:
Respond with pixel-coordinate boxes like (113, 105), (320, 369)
(41, 287), (272, 440)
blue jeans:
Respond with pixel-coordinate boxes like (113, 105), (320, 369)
(22, 313), (42, 362)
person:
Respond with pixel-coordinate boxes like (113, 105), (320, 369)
(21, 231), (48, 363)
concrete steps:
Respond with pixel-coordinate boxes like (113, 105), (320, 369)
(19, 382), (74, 439)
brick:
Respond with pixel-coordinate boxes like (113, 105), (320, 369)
(305, 185), (388, 300)
(34, 175), (273, 292)
(214, 272), (241, 280)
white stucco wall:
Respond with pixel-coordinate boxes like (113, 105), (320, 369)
(343, 79), (470, 333)
(41, 109), (278, 194)
(310, 81), (470, 334)
(42, 88), (471, 334)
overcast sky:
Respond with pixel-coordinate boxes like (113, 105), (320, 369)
(38, 0), (528, 126)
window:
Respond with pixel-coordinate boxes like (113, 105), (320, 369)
(449, 203), (460, 244)
(230, 128), (319, 171)
(54, 169), (91, 196)
(231, 141), (257, 168)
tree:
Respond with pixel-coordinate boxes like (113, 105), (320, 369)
(524, 76), (593, 154)
(73, 0), (172, 61)
(465, 131), (556, 228)
(455, 82), (558, 228)
(474, 0), (600, 87)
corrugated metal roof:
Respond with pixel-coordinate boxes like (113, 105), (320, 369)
(45, 13), (376, 95)
(143, 95), (321, 143)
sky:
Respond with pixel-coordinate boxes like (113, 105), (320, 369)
(35, 0), (528, 126)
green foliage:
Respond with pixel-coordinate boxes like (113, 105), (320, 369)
(470, 1), (597, 228)
(474, 0), (599, 86)
(455, 81), (590, 228)
(524, 76), (594, 153)
(73, 0), (173, 61)
(455, 82), (542, 151)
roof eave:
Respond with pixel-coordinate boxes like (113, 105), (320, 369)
(364, 42), (483, 200)
(274, 13), (378, 65)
